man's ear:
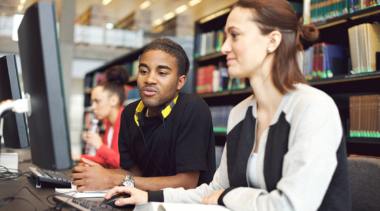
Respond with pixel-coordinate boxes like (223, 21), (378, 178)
(268, 30), (282, 52)
(177, 75), (186, 91)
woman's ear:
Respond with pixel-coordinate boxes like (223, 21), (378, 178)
(267, 30), (282, 53)
(110, 94), (119, 107)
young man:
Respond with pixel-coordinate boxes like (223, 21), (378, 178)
(71, 38), (216, 192)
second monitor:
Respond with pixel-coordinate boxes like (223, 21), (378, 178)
(18, 1), (72, 170)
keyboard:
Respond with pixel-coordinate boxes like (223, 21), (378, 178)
(29, 167), (72, 188)
(54, 196), (119, 211)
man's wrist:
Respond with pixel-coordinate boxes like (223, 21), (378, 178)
(109, 172), (126, 187)
(120, 174), (135, 187)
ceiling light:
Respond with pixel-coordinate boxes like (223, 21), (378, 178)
(153, 18), (163, 26)
(20, 0), (26, 4)
(163, 12), (175, 20)
(12, 14), (24, 41)
(17, 4), (23, 12)
(189, 0), (201, 7)
(102, 0), (112, 5)
(140, 1), (151, 10)
(175, 5), (188, 14)
(106, 23), (114, 29)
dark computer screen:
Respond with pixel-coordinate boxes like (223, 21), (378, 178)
(0, 55), (29, 149)
(18, 1), (72, 170)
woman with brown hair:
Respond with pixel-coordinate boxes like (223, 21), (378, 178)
(72, 66), (129, 169)
(104, 0), (351, 210)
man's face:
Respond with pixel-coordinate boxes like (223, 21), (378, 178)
(137, 50), (181, 108)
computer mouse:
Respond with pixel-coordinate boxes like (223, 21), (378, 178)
(101, 193), (135, 209)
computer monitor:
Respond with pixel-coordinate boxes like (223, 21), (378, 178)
(17, 1), (72, 170)
(0, 55), (29, 149)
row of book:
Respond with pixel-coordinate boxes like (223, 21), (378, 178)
(349, 95), (380, 138)
(126, 86), (140, 100)
(123, 59), (140, 77)
(302, 43), (347, 79)
(194, 30), (224, 58)
(307, 0), (380, 24)
(348, 23), (380, 74)
(210, 106), (234, 129)
(196, 64), (248, 94)
(84, 72), (105, 90)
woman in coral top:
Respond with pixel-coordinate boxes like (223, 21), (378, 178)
(72, 66), (129, 169)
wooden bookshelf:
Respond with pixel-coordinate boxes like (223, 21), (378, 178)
(313, 5), (380, 29)
(195, 52), (225, 62)
(193, 1), (380, 154)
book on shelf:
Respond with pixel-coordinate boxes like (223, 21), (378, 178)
(123, 59), (140, 77)
(127, 86), (140, 100)
(302, 43), (347, 79)
(194, 29), (224, 58)
(196, 63), (249, 94)
(210, 106), (233, 129)
(92, 72), (105, 87)
(304, 0), (380, 25)
(349, 95), (380, 138)
(348, 23), (380, 74)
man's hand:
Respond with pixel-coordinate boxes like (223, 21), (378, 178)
(71, 158), (124, 192)
(201, 189), (225, 205)
(85, 131), (103, 149)
(104, 186), (148, 206)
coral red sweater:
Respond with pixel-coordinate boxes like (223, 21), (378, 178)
(81, 107), (124, 169)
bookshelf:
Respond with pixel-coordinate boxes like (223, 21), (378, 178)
(192, 1), (380, 156)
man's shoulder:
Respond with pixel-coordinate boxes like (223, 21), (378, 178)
(122, 100), (140, 119)
(177, 92), (208, 108)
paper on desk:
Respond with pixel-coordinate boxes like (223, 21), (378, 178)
(55, 184), (110, 198)
(134, 202), (231, 211)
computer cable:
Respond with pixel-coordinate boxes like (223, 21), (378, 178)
(43, 191), (77, 211)
(0, 186), (77, 211)
(0, 165), (30, 181)
(162, 120), (172, 175)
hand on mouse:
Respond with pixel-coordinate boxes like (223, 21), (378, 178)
(104, 186), (148, 206)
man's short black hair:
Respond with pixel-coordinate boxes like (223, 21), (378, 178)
(142, 38), (190, 76)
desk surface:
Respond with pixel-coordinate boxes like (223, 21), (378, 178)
(0, 162), (79, 210)
(0, 162), (127, 211)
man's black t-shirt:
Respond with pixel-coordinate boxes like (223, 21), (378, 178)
(118, 92), (216, 185)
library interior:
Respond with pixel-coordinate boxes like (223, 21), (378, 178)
(0, 0), (380, 210)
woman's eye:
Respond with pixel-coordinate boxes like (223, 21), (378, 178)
(231, 33), (238, 38)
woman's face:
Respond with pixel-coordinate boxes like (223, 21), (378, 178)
(221, 7), (269, 79)
(91, 86), (113, 120)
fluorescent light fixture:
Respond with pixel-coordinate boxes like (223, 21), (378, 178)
(140, 1), (151, 10)
(189, 0), (201, 7)
(175, 5), (188, 14)
(106, 23), (114, 29)
(163, 12), (175, 20)
(20, 0), (26, 4)
(102, 0), (112, 5)
(12, 14), (24, 41)
(153, 18), (163, 26)
(17, 4), (23, 12)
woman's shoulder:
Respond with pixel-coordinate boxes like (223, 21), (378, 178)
(288, 83), (335, 106)
(283, 84), (338, 119)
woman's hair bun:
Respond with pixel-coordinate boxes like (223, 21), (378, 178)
(104, 65), (130, 86)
